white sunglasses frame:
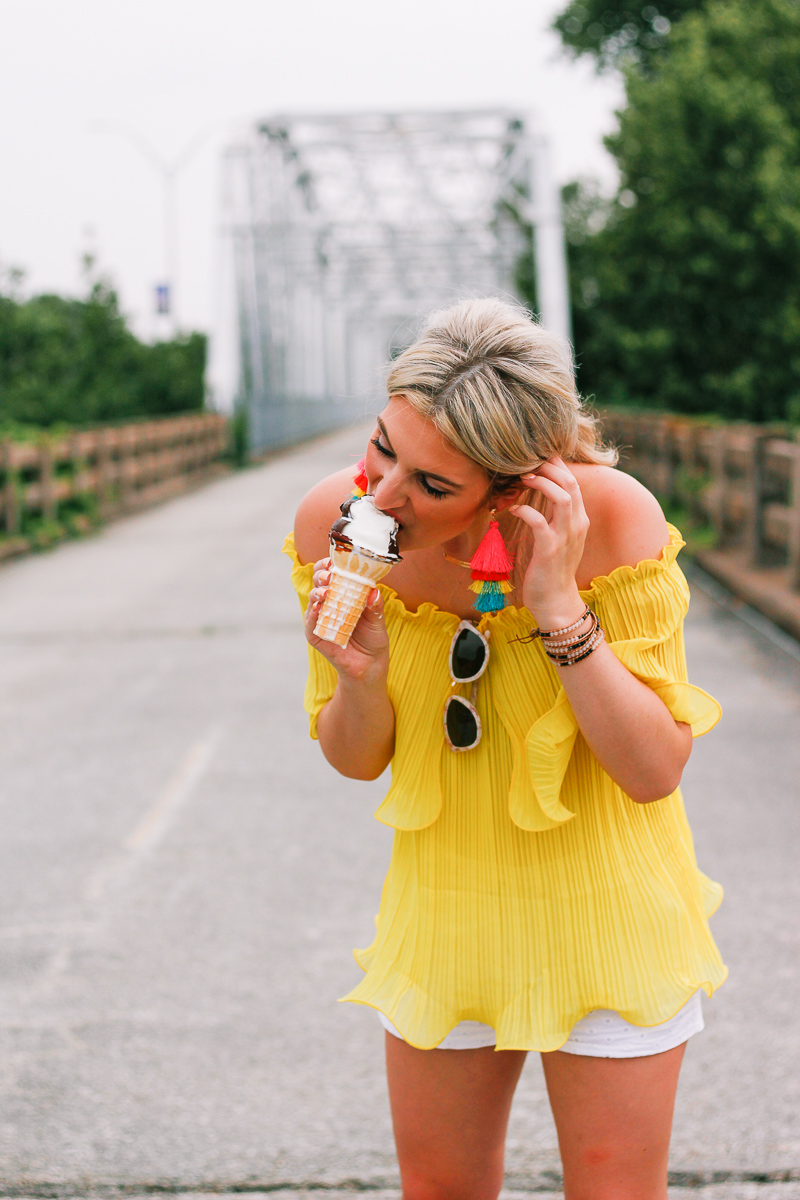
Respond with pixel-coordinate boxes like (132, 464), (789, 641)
(443, 621), (490, 752)
(447, 620), (490, 683)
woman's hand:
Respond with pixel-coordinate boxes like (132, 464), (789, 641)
(511, 456), (589, 630)
(304, 558), (390, 686)
(305, 557), (396, 779)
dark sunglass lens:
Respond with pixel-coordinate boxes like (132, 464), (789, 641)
(445, 697), (479, 749)
(451, 629), (486, 680)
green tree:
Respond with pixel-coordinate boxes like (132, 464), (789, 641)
(0, 268), (207, 427)
(553, 0), (706, 70)
(557, 0), (800, 421)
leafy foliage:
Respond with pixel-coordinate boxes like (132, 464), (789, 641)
(553, 0), (706, 71)
(0, 270), (206, 427)
(553, 0), (800, 422)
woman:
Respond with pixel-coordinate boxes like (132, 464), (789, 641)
(286, 298), (726, 1200)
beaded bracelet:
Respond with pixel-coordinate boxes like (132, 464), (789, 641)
(513, 606), (591, 646)
(513, 605), (605, 666)
(544, 617), (605, 666)
(542, 613), (597, 651)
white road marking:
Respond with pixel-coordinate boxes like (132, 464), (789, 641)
(124, 727), (221, 854)
(31, 727), (224, 997)
(83, 725), (223, 905)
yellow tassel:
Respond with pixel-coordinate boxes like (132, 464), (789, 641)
(469, 578), (513, 595)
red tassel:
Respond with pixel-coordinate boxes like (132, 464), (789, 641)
(471, 568), (511, 581)
(353, 458), (369, 494)
(469, 520), (513, 578)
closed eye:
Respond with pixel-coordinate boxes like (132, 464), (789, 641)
(419, 476), (449, 499)
(372, 436), (450, 499)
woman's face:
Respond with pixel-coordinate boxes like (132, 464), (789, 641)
(365, 395), (501, 551)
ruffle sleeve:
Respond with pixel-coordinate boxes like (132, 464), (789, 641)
(500, 525), (721, 832)
(283, 534), (338, 740)
(374, 596), (455, 830)
(591, 526), (721, 737)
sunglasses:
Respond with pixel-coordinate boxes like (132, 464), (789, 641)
(443, 621), (490, 752)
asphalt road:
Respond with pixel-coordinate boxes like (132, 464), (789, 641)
(0, 424), (798, 1198)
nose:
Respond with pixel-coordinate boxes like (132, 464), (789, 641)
(371, 465), (406, 514)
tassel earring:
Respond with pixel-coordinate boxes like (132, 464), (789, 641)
(352, 458), (369, 497)
(469, 513), (514, 613)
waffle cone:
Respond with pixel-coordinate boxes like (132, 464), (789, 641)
(313, 544), (393, 647)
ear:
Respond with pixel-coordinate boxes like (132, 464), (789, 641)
(491, 483), (526, 513)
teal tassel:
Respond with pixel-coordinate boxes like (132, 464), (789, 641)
(473, 581), (505, 612)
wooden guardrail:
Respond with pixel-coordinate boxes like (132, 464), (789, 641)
(0, 412), (229, 556)
(600, 410), (800, 591)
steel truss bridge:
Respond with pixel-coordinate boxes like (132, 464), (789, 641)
(222, 110), (570, 453)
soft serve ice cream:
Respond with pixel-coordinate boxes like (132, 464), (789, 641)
(330, 495), (401, 561)
(314, 495), (401, 647)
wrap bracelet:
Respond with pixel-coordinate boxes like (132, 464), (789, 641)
(544, 616), (605, 666)
(513, 606), (591, 645)
(514, 605), (606, 666)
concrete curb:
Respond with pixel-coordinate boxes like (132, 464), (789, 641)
(694, 548), (800, 644)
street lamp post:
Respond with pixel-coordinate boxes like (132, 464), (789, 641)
(92, 123), (212, 337)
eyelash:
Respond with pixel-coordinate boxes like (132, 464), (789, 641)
(370, 436), (449, 500)
(420, 478), (449, 500)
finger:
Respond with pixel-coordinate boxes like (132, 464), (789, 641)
(523, 460), (577, 491)
(308, 586), (328, 613)
(359, 589), (385, 623)
(349, 589), (389, 651)
(522, 461), (580, 499)
(312, 567), (331, 588)
(313, 556), (332, 574)
(532, 462), (587, 521)
(304, 602), (319, 635)
(526, 475), (573, 513)
(509, 502), (549, 533)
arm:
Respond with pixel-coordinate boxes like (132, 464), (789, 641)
(303, 567), (395, 780)
(512, 462), (692, 804)
(295, 475), (396, 781)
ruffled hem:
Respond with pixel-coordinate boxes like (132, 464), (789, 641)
(283, 524), (687, 628)
(283, 535), (339, 740)
(341, 965), (729, 1053)
(283, 533), (314, 596)
(507, 526), (721, 832)
(699, 870), (724, 919)
(509, 666), (721, 833)
(284, 523), (686, 624)
(285, 527), (723, 833)
(579, 524), (685, 600)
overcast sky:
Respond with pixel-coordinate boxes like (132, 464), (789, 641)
(0, 0), (623, 365)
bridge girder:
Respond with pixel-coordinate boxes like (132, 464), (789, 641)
(222, 110), (569, 453)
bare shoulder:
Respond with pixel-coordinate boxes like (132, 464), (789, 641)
(293, 467), (356, 565)
(570, 463), (670, 582)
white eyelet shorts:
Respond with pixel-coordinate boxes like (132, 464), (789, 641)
(379, 990), (704, 1056)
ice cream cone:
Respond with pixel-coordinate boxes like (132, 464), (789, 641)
(313, 544), (393, 647)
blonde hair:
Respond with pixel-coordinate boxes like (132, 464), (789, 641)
(386, 297), (617, 491)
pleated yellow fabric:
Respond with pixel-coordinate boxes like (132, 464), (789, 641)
(284, 525), (728, 1051)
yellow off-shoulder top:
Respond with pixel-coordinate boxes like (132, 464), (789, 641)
(284, 526), (727, 1051)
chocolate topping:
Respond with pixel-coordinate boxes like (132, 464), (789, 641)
(329, 493), (401, 561)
